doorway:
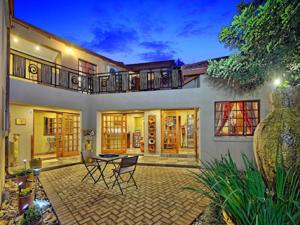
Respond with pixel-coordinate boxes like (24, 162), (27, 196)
(101, 112), (145, 154)
(33, 110), (80, 159)
(161, 109), (197, 156)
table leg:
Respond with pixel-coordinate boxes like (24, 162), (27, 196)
(94, 161), (109, 189)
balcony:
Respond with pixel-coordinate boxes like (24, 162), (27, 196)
(9, 50), (183, 94)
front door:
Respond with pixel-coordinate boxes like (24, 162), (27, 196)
(102, 113), (127, 154)
(56, 113), (80, 157)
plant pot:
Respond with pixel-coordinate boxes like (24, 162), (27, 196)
(30, 158), (42, 169)
(16, 173), (34, 189)
(253, 85), (300, 182)
(18, 190), (34, 213)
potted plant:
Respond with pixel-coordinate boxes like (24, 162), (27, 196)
(29, 158), (42, 169)
(16, 168), (33, 188)
(18, 188), (34, 213)
(21, 205), (43, 225)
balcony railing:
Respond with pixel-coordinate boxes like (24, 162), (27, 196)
(10, 50), (183, 94)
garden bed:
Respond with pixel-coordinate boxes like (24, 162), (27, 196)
(0, 178), (59, 225)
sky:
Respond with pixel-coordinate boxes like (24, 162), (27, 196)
(14, 0), (240, 64)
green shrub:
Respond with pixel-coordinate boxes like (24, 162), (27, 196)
(15, 168), (32, 176)
(187, 150), (300, 225)
(21, 206), (42, 225)
(19, 188), (32, 197)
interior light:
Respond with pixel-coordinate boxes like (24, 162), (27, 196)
(273, 78), (281, 87)
(13, 37), (19, 43)
(65, 47), (73, 55)
(35, 45), (40, 51)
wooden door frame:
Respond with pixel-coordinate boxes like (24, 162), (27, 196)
(33, 109), (80, 159)
(161, 110), (179, 154)
(101, 113), (127, 154)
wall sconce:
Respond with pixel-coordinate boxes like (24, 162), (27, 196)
(13, 37), (19, 43)
(65, 47), (73, 55)
(35, 45), (40, 51)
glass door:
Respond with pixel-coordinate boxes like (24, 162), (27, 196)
(162, 111), (179, 153)
(102, 113), (127, 154)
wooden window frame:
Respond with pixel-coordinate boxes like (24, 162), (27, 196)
(214, 100), (260, 137)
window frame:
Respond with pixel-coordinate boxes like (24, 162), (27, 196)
(214, 100), (260, 137)
(78, 58), (97, 75)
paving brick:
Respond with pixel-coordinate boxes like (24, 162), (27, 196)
(40, 165), (207, 225)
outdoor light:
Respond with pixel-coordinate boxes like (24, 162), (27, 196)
(34, 199), (50, 212)
(18, 181), (23, 187)
(273, 78), (281, 87)
(32, 168), (41, 176)
(23, 159), (27, 169)
(22, 203), (29, 211)
(65, 46), (73, 55)
(13, 37), (19, 43)
(35, 45), (40, 51)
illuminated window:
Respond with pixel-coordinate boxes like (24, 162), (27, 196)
(78, 59), (97, 75)
(215, 100), (260, 136)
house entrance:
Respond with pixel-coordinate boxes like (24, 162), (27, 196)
(33, 110), (80, 159)
(161, 109), (197, 156)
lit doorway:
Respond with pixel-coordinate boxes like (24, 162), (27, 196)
(101, 112), (145, 154)
(161, 109), (197, 156)
(33, 110), (80, 159)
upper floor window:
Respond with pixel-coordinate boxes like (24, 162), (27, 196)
(78, 59), (97, 75)
(107, 65), (119, 74)
(215, 100), (260, 136)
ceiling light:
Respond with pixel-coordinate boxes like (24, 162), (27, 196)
(13, 37), (19, 43)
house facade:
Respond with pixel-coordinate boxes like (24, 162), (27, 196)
(6, 10), (274, 174)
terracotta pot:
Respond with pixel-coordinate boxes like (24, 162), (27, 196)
(140, 140), (144, 152)
(253, 85), (300, 182)
(18, 190), (34, 213)
(16, 173), (34, 189)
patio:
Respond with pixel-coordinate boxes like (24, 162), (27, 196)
(39, 164), (208, 225)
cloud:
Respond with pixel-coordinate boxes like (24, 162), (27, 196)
(139, 41), (176, 61)
(177, 21), (214, 37)
(82, 25), (139, 54)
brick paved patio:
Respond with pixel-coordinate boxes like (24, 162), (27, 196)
(39, 164), (208, 225)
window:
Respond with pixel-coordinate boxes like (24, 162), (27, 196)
(215, 100), (260, 136)
(78, 59), (97, 75)
(44, 117), (55, 136)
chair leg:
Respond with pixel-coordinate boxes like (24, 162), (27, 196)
(113, 173), (123, 195)
(127, 172), (138, 189)
(82, 166), (97, 182)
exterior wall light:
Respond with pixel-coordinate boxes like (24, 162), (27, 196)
(273, 78), (281, 87)
(13, 37), (19, 43)
(35, 45), (40, 51)
(65, 47), (73, 55)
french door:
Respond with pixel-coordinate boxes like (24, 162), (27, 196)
(55, 113), (80, 157)
(102, 113), (127, 154)
(162, 110), (179, 153)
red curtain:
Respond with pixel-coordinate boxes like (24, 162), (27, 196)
(215, 102), (233, 135)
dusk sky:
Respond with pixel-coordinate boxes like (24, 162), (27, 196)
(14, 0), (240, 64)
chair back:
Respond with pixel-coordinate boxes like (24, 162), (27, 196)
(81, 150), (95, 164)
(120, 156), (138, 169)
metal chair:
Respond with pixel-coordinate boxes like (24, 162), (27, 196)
(111, 156), (139, 194)
(81, 151), (98, 183)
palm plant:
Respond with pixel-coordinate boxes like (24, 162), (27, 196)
(187, 150), (300, 225)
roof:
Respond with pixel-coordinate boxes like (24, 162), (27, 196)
(126, 60), (176, 72)
(182, 56), (228, 76)
(12, 17), (128, 70)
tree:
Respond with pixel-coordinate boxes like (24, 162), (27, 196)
(207, 0), (300, 90)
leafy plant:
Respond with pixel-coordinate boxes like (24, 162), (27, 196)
(21, 205), (42, 225)
(19, 188), (32, 197)
(187, 150), (300, 225)
(15, 168), (32, 176)
(207, 0), (300, 90)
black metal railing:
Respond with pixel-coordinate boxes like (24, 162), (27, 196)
(9, 50), (183, 94)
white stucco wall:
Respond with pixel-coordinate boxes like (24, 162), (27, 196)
(0, 0), (9, 204)
(10, 75), (273, 168)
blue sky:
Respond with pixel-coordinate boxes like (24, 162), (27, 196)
(14, 0), (240, 64)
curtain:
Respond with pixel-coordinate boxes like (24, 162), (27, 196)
(215, 102), (233, 135)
